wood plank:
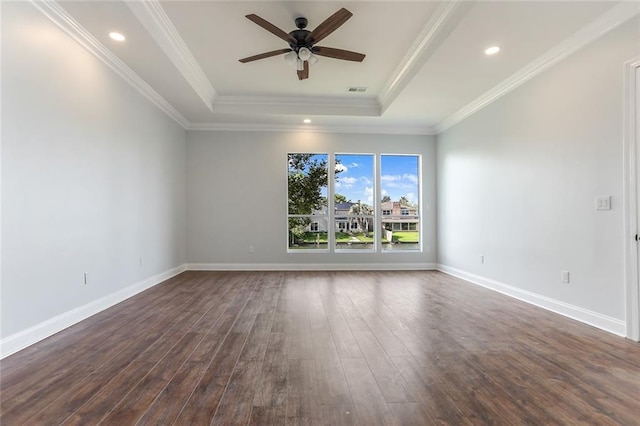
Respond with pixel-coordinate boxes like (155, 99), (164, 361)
(250, 332), (288, 424)
(341, 358), (395, 425)
(387, 402), (435, 425)
(135, 361), (209, 425)
(320, 404), (359, 426)
(211, 360), (263, 424)
(392, 356), (469, 425)
(98, 331), (205, 424)
(316, 281), (363, 359)
(285, 359), (323, 424)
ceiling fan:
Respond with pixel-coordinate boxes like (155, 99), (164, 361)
(239, 8), (366, 80)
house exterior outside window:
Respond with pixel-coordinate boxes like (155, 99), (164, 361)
(381, 201), (419, 232)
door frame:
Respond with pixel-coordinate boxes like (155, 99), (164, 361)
(623, 56), (640, 341)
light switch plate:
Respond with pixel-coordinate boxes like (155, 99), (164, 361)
(595, 196), (611, 210)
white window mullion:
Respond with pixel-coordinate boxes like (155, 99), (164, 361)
(328, 152), (335, 252)
(375, 153), (382, 253)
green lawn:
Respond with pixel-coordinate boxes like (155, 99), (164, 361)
(297, 231), (417, 244)
(391, 231), (419, 243)
(300, 232), (328, 243)
(300, 232), (374, 243)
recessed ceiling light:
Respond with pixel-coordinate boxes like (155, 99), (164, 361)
(109, 32), (126, 42)
(484, 46), (500, 55)
(303, 118), (311, 124)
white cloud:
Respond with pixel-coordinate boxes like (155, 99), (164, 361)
(381, 173), (418, 189)
(349, 162), (360, 168)
(405, 174), (418, 184)
(404, 192), (417, 204)
(381, 173), (418, 184)
(338, 176), (358, 189)
(335, 163), (348, 173)
(365, 186), (374, 204)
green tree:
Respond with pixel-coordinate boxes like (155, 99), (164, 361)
(381, 195), (391, 202)
(335, 193), (348, 204)
(287, 154), (343, 245)
(349, 201), (374, 236)
(288, 154), (328, 215)
(288, 154), (328, 244)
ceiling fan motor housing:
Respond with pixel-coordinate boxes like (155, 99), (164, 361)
(289, 17), (313, 52)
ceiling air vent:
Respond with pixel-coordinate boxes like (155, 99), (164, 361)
(347, 87), (367, 93)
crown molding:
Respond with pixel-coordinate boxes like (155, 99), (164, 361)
(435, 1), (640, 134)
(29, 0), (189, 129)
(213, 95), (381, 117)
(188, 121), (436, 136)
(378, 0), (473, 114)
(126, 0), (217, 111)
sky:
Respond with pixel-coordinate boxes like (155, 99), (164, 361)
(335, 154), (419, 206)
(288, 153), (420, 208)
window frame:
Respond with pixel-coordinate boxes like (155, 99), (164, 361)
(287, 152), (422, 254)
(334, 152), (376, 253)
(379, 153), (423, 253)
(287, 152), (330, 253)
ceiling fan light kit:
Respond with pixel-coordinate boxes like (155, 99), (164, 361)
(298, 47), (312, 61)
(283, 51), (297, 66)
(239, 8), (366, 80)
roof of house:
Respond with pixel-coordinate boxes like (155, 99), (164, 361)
(381, 201), (414, 210)
(335, 202), (355, 211)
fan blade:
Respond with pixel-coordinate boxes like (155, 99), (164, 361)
(297, 60), (309, 80)
(246, 14), (294, 43)
(239, 48), (292, 63)
(312, 46), (365, 62)
(305, 8), (352, 44)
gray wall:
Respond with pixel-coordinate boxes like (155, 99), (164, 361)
(1, 3), (187, 338)
(437, 18), (640, 321)
(186, 131), (437, 267)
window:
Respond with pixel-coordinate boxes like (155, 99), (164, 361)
(287, 154), (328, 251)
(335, 154), (374, 251)
(380, 155), (420, 251)
(288, 152), (421, 252)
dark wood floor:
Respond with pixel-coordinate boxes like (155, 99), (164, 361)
(1, 271), (640, 425)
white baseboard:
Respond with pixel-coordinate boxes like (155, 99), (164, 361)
(187, 262), (437, 271)
(0, 264), (187, 359)
(437, 264), (626, 337)
(14, 263), (613, 358)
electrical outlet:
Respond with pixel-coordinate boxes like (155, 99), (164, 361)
(249, 245), (254, 254)
(139, 257), (143, 268)
(84, 272), (89, 285)
(480, 255), (485, 264)
(595, 196), (611, 210)
(561, 271), (570, 283)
